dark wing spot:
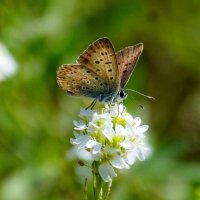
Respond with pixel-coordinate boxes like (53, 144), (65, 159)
(95, 77), (98, 80)
(86, 70), (90, 73)
(101, 52), (104, 55)
(108, 69), (112, 72)
(96, 69), (100, 72)
(100, 83), (103, 86)
(110, 77), (113, 80)
(123, 70), (127, 73)
(105, 52), (108, 55)
(80, 56), (89, 63)
(95, 61), (100, 64)
(85, 52), (91, 57)
(105, 61), (112, 64)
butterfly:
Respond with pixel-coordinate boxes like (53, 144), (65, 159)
(56, 37), (143, 106)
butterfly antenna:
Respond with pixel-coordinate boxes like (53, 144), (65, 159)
(126, 89), (155, 100)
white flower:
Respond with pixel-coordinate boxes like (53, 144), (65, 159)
(70, 103), (150, 182)
(73, 120), (87, 131)
(0, 43), (18, 81)
(70, 134), (90, 149)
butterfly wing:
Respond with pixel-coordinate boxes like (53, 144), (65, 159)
(116, 43), (143, 88)
(57, 64), (110, 99)
(77, 37), (120, 92)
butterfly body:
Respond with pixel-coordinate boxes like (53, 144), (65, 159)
(92, 88), (127, 103)
(57, 38), (143, 103)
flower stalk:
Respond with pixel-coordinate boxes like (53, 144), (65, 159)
(92, 161), (112, 200)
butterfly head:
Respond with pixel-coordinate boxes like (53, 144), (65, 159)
(116, 88), (128, 102)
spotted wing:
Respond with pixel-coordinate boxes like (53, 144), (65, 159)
(77, 37), (120, 92)
(56, 64), (110, 98)
(116, 43), (143, 88)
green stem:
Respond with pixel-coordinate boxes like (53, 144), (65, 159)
(92, 161), (112, 200)
(92, 161), (101, 199)
(104, 180), (112, 200)
(83, 178), (88, 200)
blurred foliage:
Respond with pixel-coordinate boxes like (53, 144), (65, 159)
(0, 0), (200, 199)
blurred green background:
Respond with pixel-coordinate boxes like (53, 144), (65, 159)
(1, 0), (200, 199)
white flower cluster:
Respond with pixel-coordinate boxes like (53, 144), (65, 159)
(70, 104), (149, 182)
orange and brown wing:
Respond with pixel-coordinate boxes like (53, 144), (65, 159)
(56, 64), (110, 98)
(116, 43), (143, 88)
(77, 37), (120, 92)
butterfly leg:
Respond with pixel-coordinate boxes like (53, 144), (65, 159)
(85, 99), (97, 110)
(117, 102), (120, 116)
(108, 96), (115, 113)
(90, 99), (97, 110)
(122, 102), (126, 114)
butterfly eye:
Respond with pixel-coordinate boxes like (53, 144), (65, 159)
(119, 90), (127, 99)
(120, 90), (125, 98)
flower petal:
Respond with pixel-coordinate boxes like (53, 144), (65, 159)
(99, 162), (117, 182)
(115, 124), (126, 136)
(73, 120), (87, 131)
(110, 155), (129, 169)
(92, 143), (102, 154)
(70, 135), (90, 149)
(86, 140), (102, 154)
(125, 113), (134, 124)
(126, 150), (136, 165)
(136, 125), (149, 135)
(79, 108), (95, 118)
(102, 126), (115, 140)
(135, 148), (147, 161)
(121, 140), (132, 149)
(132, 117), (141, 127)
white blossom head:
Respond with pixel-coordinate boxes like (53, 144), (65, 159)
(70, 103), (150, 182)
